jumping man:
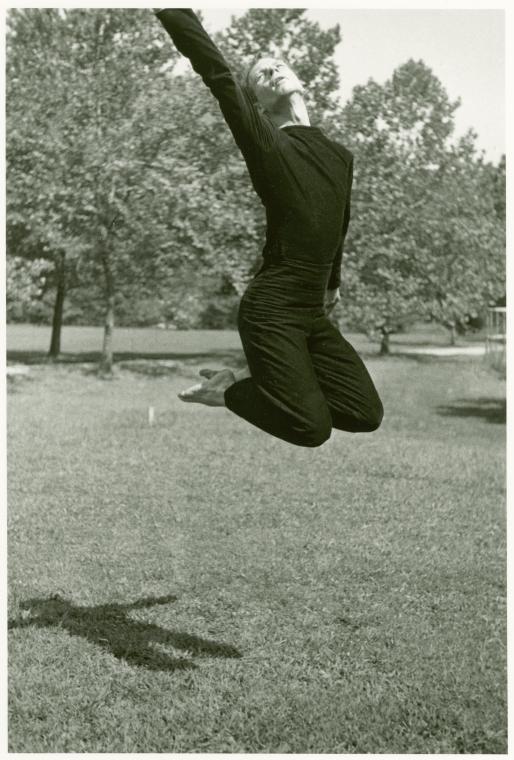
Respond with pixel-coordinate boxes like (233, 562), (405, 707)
(154, 9), (383, 447)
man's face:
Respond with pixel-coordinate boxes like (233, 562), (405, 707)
(248, 57), (304, 108)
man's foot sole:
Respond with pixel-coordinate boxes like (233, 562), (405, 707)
(178, 368), (235, 406)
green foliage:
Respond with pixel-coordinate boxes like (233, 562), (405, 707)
(6, 9), (180, 343)
(338, 60), (505, 348)
(418, 141), (505, 333)
(6, 9), (269, 334)
(6, 12), (505, 346)
(6, 257), (50, 322)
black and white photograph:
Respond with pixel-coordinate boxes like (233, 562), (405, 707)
(4, 2), (508, 754)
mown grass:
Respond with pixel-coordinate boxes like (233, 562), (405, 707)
(7, 340), (506, 752)
(6, 319), (487, 364)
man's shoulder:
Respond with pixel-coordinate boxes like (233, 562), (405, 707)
(326, 136), (353, 166)
(337, 144), (354, 166)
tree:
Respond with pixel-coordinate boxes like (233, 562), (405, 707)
(7, 10), (85, 356)
(6, 257), (49, 323)
(6, 9), (180, 370)
(6, 8), (347, 346)
(416, 138), (505, 343)
(338, 60), (505, 352)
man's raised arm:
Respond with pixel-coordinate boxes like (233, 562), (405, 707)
(153, 9), (276, 155)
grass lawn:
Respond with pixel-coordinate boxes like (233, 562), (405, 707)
(6, 319), (487, 365)
(7, 332), (506, 752)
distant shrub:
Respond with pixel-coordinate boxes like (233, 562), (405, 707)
(199, 298), (239, 329)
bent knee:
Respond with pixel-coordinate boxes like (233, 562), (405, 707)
(298, 416), (332, 447)
(362, 400), (384, 432)
(333, 399), (383, 433)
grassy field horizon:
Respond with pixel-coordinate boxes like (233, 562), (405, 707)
(7, 331), (506, 752)
(6, 320), (489, 363)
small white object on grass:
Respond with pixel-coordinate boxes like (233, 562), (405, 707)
(148, 406), (155, 425)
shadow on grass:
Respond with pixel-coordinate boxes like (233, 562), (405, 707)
(8, 594), (241, 672)
(436, 397), (506, 424)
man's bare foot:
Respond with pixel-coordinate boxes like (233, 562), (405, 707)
(178, 368), (236, 406)
(199, 366), (252, 383)
(199, 368), (218, 380)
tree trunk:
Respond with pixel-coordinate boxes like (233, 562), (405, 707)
(100, 294), (115, 376)
(449, 324), (456, 346)
(379, 330), (390, 355)
(48, 252), (66, 360)
(99, 248), (115, 377)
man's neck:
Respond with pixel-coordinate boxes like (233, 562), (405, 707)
(268, 91), (311, 129)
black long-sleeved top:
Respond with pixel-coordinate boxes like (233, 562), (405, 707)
(155, 9), (353, 290)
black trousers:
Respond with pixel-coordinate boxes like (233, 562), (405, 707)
(224, 263), (384, 447)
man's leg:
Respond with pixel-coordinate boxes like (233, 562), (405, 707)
(223, 318), (333, 447)
(308, 316), (383, 433)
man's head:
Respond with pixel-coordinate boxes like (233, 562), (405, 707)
(245, 56), (304, 111)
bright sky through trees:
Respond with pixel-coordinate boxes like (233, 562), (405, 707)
(201, 8), (505, 163)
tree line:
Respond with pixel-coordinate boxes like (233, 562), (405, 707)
(6, 8), (505, 370)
